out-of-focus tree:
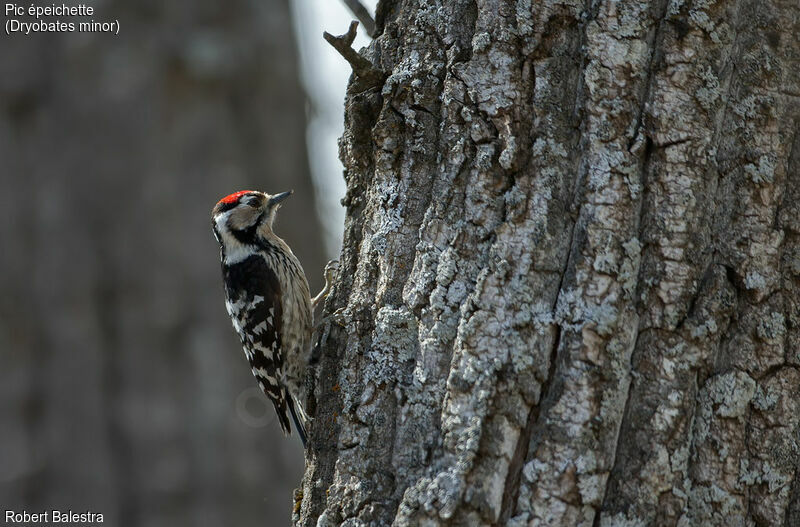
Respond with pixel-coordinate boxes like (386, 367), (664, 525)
(0, 1), (324, 526)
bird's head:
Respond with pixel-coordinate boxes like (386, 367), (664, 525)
(211, 189), (292, 249)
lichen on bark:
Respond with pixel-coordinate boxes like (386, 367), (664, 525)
(297, 1), (800, 526)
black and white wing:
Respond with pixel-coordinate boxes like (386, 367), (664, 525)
(223, 254), (295, 436)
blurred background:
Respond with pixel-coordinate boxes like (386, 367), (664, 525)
(0, 1), (373, 525)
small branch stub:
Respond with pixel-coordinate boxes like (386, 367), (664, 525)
(323, 21), (385, 91)
(342, 0), (376, 38)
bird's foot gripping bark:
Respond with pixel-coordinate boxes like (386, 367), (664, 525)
(311, 260), (339, 310)
(293, 488), (303, 516)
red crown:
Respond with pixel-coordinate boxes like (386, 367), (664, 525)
(217, 190), (255, 205)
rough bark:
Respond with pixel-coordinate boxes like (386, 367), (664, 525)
(299, 0), (800, 526)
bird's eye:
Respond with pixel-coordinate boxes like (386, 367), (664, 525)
(246, 198), (261, 208)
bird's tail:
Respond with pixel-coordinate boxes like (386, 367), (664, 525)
(287, 396), (308, 447)
(273, 398), (293, 437)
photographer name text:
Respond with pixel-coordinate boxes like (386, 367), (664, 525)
(5, 510), (103, 524)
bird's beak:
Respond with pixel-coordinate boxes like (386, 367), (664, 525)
(268, 190), (293, 207)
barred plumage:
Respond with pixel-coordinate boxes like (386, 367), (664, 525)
(212, 190), (313, 445)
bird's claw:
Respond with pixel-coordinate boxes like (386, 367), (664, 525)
(312, 260), (339, 309)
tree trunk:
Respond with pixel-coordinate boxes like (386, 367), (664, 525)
(299, 0), (800, 525)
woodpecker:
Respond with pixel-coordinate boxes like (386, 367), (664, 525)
(212, 189), (332, 446)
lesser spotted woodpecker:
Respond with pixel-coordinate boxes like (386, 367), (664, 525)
(212, 190), (326, 446)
